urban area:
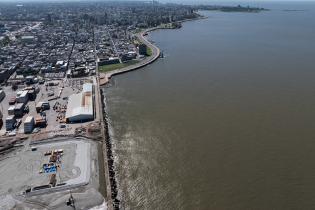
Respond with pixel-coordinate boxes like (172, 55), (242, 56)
(0, 0), (265, 209)
(0, 1), (201, 209)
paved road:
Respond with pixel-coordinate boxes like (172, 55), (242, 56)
(99, 30), (160, 86)
(105, 27), (122, 63)
(5, 22), (41, 41)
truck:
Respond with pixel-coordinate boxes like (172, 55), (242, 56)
(36, 102), (50, 113)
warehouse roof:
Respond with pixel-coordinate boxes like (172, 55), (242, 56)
(82, 83), (93, 93)
(65, 83), (94, 122)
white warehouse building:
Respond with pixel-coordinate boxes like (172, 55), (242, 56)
(65, 83), (94, 123)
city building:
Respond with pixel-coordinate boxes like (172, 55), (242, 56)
(98, 57), (120, 66)
(0, 66), (16, 83)
(65, 83), (94, 123)
(21, 35), (35, 43)
(138, 44), (147, 55)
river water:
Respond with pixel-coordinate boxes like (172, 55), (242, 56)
(104, 3), (315, 210)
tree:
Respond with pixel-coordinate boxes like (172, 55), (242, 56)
(0, 36), (10, 47)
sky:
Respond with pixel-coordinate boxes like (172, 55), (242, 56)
(0, 0), (314, 4)
(0, 0), (314, 1)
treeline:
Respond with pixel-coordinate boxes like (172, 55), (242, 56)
(194, 5), (268, 13)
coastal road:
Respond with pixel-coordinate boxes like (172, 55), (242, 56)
(99, 29), (161, 86)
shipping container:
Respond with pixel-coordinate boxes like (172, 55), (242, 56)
(24, 116), (35, 134)
(0, 90), (5, 102)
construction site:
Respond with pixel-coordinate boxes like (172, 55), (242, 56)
(0, 137), (105, 209)
(0, 71), (109, 209)
(0, 76), (97, 137)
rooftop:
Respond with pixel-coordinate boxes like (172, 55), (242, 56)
(65, 83), (94, 122)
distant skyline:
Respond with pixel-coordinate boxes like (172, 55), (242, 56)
(0, 0), (315, 6)
(0, 0), (315, 2)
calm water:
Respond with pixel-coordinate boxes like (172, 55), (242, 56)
(104, 3), (315, 210)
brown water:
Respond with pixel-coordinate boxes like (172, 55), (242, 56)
(104, 4), (315, 210)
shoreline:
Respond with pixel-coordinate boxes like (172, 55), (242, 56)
(100, 88), (120, 210)
(99, 14), (206, 86)
(98, 14), (205, 210)
(99, 31), (160, 86)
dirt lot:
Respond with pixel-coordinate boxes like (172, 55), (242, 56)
(0, 139), (88, 195)
(0, 137), (104, 210)
(0, 76), (105, 209)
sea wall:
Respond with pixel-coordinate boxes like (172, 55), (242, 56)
(100, 88), (120, 210)
(99, 15), (206, 87)
(99, 14), (206, 210)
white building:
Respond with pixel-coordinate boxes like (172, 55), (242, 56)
(65, 83), (94, 123)
(21, 35), (35, 43)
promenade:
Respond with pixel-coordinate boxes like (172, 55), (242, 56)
(99, 30), (161, 86)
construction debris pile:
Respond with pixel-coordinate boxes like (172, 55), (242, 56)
(40, 149), (63, 175)
(25, 148), (64, 194)
(53, 102), (67, 123)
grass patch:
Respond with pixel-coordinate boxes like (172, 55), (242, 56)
(99, 60), (140, 72)
(146, 47), (152, 56)
(134, 28), (144, 34)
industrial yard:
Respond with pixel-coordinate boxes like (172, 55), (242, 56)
(0, 1), (195, 209)
(0, 76), (97, 139)
(0, 74), (105, 209)
(0, 137), (104, 209)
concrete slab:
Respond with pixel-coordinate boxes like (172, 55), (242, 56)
(0, 138), (91, 196)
